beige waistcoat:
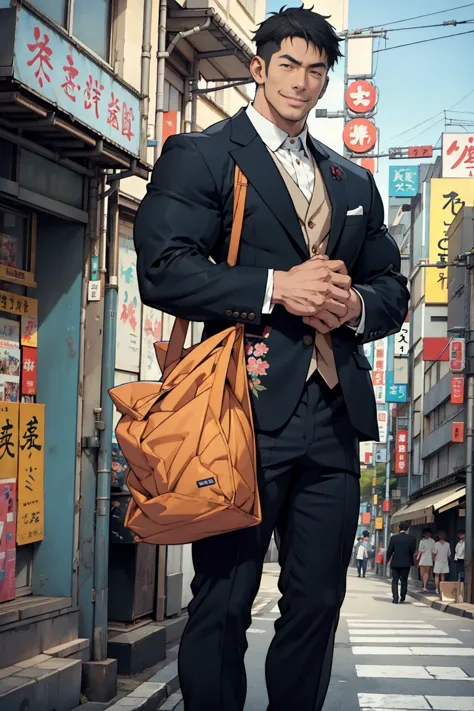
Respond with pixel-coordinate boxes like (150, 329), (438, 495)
(269, 151), (338, 388)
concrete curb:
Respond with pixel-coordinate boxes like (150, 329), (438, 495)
(101, 658), (180, 711)
(407, 587), (474, 619)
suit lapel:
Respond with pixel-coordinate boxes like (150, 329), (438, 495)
(229, 110), (309, 258)
(308, 136), (347, 257)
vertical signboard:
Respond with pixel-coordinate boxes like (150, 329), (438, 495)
(377, 410), (388, 444)
(395, 430), (408, 474)
(17, 404), (45, 545)
(394, 322), (409, 357)
(426, 179), (474, 303)
(450, 339), (465, 372)
(451, 376), (465, 404)
(442, 134), (474, 178)
(0, 402), (19, 480)
(389, 166), (419, 198)
(116, 234), (142, 372)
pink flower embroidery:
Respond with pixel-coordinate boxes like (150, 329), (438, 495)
(247, 357), (269, 377)
(254, 342), (269, 358)
(244, 339), (270, 398)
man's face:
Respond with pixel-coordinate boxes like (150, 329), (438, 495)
(252, 37), (329, 123)
(424, 532), (431, 538)
(460, 532), (465, 540)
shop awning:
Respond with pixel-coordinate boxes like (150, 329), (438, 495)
(391, 484), (466, 527)
(167, 8), (254, 82)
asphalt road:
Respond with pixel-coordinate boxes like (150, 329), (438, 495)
(172, 566), (474, 710)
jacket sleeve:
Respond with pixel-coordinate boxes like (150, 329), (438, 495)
(134, 134), (269, 325)
(386, 539), (394, 562)
(351, 171), (410, 344)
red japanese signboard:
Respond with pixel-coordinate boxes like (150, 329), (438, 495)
(372, 371), (385, 387)
(395, 430), (408, 475)
(452, 422), (465, 443)
(345, 80), (377, 114)
(450, 338), (465, 372)
(360, 157), (375, 174)
(343, 119), (377, 154)
(408, 145), (433, 159)
(382, 500), (391, 513)
(162, 111), (178, 146)
(361, 512), (371, 525)
(443, 134), (474, 178)
(451, 376), (465, 404)
(21, 347), (37, 395)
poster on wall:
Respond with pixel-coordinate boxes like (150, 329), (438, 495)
(0, 402), (19, 480)
(116, 235), (142, 372)
(21, 316), (38, 348)
(0, 317), (20, 349)
(21, 347), (37, 395)
(0, 347), (21, 402)
(0, 479), (17, 603)
(140, 306), (162, 382)
(17, 403), (45, 545)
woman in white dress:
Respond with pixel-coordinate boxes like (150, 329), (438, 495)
(432, 530), (451, 594)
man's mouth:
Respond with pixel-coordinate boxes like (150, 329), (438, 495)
(281, 95), (308, 106)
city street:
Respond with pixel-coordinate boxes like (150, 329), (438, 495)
(243, 566), (474, 711)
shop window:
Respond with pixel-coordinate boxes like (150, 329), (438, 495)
(0, 139), (14, 182)
(31, 0), (112, 63)
(31, 0), (67, 27)
(73, 0), (112, 62)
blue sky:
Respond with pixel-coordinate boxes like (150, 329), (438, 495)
(265, 0), (474, 203)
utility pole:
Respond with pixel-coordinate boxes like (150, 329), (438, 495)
(383, 403), (391, 578)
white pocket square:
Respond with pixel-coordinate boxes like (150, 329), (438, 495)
(346, 206), (363, 216)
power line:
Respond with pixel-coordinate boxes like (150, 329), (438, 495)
(357, 3), (474, 31)
(404, 117), (445, 144)
(385, 19), (474, 31)
(374, 28), (474, 52)
(389, 91), (474, 142)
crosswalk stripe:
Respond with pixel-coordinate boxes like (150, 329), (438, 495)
(341, 613), (367, 617)
(359, 694), (474, 710)
(348, 623), (435, 629)
(270, 604), (279, 614)
(350, 636), (461, 645)
(355, 665), (472, 680)
(349, 629), (447, 636)
(352, 646), (474, 656)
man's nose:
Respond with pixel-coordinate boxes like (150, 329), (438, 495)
(291, 69), (307, 91)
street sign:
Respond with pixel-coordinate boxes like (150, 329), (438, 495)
(377, 410), (388, 443)
(373, 494), (378, 505)
(450, 339), (465, 372)
(375, 446), (387, 464)
(451, 376), (465, 404)
(394, 322), (409, 357)
(361, 512), (371, 525)
(343, 118), (377, 154)
(452, 422), (465, 443)
(389, 166), (419, 198)
(395, 430), (408, 474)
(408, 145), (433, 158)
(386, 372), (408, 403)
(383, 500), (391, 513)
(375, 517), (383, 530)
(345, 80), (377, 114)
(442, 133), (474, 178)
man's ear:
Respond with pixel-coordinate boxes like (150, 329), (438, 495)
(250, 55), (266, 86)
(319, 76), (330, 101)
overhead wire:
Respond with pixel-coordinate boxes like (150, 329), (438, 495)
(356, 3), (474, 31)
(373, 28), (474, 52)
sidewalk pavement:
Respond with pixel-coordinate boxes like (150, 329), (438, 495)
(363, 565), (474, 620)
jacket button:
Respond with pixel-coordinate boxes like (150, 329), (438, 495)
(311, 244), (318, 254)
(308, 220), (315, 229)
(303, 334), (313, 346)
(248, 312), (256, 321)
(232, 311), (240, 319)
(225, 309), (233, 318)
(241, 312), (248, 319)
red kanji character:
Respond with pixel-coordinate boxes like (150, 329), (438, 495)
(122, 102), (135, 141)
(450, 137), (474, 172)
(107, 92), (120, 131)
(84, 76), (104, 119)
(27, 26), (53, 89)
(61, 54), (80, 103)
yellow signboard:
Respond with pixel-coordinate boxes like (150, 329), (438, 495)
(0, 403), (19, 480)
(426, 179), (474, 304)
(0, 291), (37, 319)
(372, 476), (377, 487)
(375, 516), (384, 530)
(373, 494), (378, 505)
(17, 404), (45, 546)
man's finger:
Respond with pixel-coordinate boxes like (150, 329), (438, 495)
(330, 272), (352, 289)
(316, 310), (341, 330)
(329, 284), (351, 302)
(324, 299), (349, 318)
(325, 259), (348, 275)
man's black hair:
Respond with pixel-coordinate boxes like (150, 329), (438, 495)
(362, 531), (370, 538)
(422, 528), (432, 535)
(254, 5), (343, 71)
(399, 521), (410, 532)
(459, 529), (465, 535)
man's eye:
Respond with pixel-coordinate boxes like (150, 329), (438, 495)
(311, 71), (322, 77)
(281, 63), (291, 69)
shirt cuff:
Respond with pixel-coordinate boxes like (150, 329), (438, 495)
(346, 288), (366, 335)
(262, 269), (275, 314)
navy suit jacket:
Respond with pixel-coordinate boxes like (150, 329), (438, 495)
(134, 109), (409, 439)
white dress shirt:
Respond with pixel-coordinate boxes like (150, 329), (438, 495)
(245, 103), (365, 335)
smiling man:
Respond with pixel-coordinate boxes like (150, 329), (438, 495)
(134, 7), (409, 711)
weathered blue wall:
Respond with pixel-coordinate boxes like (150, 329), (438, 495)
(30, 214), (83, 597)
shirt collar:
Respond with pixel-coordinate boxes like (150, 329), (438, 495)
(246, 103), (309, 155)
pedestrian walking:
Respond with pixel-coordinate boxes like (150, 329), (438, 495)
(133, 7), (408, 710)
(416, 528), (435, 593)
(454, 529), (465, 582)
(356, 534), (369, 578)
(386, 521), (416, 604)
(432, 530), (451, 595)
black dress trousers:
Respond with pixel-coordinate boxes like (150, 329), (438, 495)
(178, 375), (360, 711)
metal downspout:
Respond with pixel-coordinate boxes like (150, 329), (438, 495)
(140, 0), (153, 163)
(93, 183), (119, 661)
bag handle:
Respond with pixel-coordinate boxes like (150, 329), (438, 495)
(163, 165), (248, 372)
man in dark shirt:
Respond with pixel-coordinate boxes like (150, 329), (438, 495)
(386, 521), (416, 603)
